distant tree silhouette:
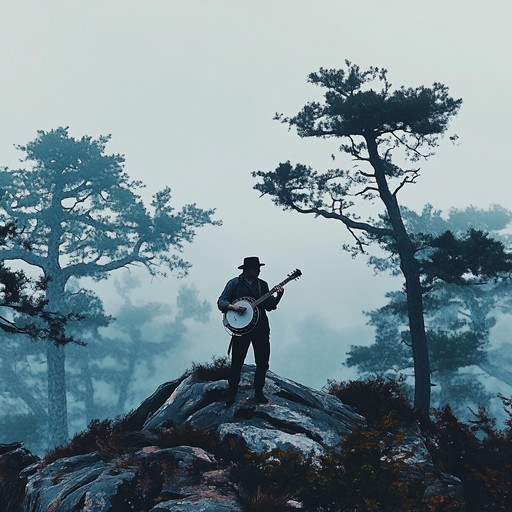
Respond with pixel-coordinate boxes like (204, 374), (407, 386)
(0, 277), (212, 452)
(67, 277), (212, 422)
(347, 205), (512, 418)
(253, 61), (462, 417)
(0, 127), (219, 446)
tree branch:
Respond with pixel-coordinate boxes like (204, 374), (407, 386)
(62, 237), (148, 279)
(290, 203), (393, 238)
(62, 191), (94, 213)
(390, 131), (429, 159)
(393, 169), (420, 196)
(0, 248), (47, 269)
(355, 186), (380, 197)
(346, 225), (368, 253)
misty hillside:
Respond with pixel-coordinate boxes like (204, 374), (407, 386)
(1, 360), (511, 512)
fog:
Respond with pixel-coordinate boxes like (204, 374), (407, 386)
(1, 1), (512, 445)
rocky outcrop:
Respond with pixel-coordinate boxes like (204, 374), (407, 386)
(19, 365), (365, 511)
(141, 367), (364, 456)
(13, 364), (464, 511)
(22, 446), (240, 512)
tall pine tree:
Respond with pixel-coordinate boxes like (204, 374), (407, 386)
(0, 127), (219, 446)
(253, 62), (462, 416)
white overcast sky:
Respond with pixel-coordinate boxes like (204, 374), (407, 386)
(1, 1), (511, 389)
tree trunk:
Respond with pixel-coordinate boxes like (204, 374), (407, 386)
(45, 268), (69, 447)
(116, 345), (137, 415)
(399, 250), (431, 416)
(435, 370), (452, 407)
(80, 352), (95, 424)
(45, 181), (70, 448)
(46, 342), (68, 447)
(366, 135), (431, 417)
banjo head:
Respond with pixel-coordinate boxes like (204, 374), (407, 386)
(224, 298), (255, 329)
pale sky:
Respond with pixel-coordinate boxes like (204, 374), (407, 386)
(1, 1), (511, 391)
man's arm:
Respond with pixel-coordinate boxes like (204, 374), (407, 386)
(260, 281), (284, 311)
(217, 277), (246, 314)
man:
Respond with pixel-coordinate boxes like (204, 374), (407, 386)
(218, 256), (284, 406)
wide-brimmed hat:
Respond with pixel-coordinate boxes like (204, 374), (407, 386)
(238, 256), (265, 269)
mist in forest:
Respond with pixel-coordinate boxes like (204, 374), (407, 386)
(0, 1), (512, 452)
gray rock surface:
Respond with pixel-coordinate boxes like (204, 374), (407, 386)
(23, 446), (241, 512)
(142, 365), (364, 455)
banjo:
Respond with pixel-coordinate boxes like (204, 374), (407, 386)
(223, 269), (302, 336)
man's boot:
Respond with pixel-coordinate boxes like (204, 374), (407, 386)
(254, 391), (269, 404)
(225, 386), (237, 408)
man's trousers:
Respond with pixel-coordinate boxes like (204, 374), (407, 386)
(228, 325), (270, 395)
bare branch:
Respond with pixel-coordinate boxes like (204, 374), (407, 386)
(347, 225), (367, 253)
(0, 248), (46, 269)
(390, 131), (429, 159)
(290, 203), (393, 238)
(393, 169), (420, 196)
(62, 236), (148, 279)
(355, 186), (380, 197)
(348, 135), (369, 161)
(62, 191), (93, 213)
(61, 180), (92, 200)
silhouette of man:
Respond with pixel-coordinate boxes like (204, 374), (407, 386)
(218, 256), (284, 406)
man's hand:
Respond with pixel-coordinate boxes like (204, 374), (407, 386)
(274, 285), (284, 296)
(229, 304), (247, 313)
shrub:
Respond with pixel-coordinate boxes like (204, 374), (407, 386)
(151, 423), (220, 455)
(232, 431), (416, 512)
(300, 420), (415, 512)
(0, 443), (38, 512)
(233, 448), (309, 497)
(110, 457), (174, 511)
(191, 356), (231, 382)
(241, 487), (289, 512)
(232, 448), (308, 512)
(430, 402), (512, 512)
(43, 418), (127, 464)
(326, 375), (415, 424)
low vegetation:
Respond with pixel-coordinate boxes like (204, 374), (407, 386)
(233, 377), (417, 511)
(190, 355), (231, 382)
(428, 398), (512, 512)
(43, 418), (218, 465)
(325, 375), (416, 424)
(233, 377), (512, 511)
(43, 418), (128, 464)
(29, 374), (512, 511)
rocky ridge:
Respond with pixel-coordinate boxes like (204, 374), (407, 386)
(1, 364), (462, 511)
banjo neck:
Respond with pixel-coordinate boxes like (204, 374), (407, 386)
(252, 271), (301, 308)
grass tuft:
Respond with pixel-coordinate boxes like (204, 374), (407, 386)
(43, 418), (128, 465)
(191, 356), (231, 382)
